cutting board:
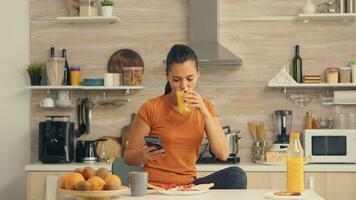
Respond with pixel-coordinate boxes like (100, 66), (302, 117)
(121, 113), (136, 156)
(95, 136), (122, 163)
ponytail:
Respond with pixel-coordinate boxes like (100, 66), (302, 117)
(164, 81), (172, 95)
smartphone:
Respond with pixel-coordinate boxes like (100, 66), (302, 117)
(144, 136), (164, 149)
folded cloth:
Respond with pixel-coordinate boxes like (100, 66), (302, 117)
(268, 68), (297, 86)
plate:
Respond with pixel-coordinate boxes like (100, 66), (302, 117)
(265, 191), (309, 200)
(154, 188), (209, 196)
(59, 186), (128, 199)
(152, 183), (213, 196)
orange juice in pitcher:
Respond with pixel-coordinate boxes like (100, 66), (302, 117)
(176, 89), (191, 115)
(287, 132), (304, 193)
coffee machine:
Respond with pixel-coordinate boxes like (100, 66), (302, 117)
(273, 110), (293, 150)
(39, 116), (75, 163)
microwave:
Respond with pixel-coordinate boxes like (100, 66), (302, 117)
(304, 129), (356, 163)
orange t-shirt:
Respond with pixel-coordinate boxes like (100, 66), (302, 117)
(138, 95), (218, 185)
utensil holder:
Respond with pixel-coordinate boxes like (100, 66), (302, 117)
(253, 140), (268, 163)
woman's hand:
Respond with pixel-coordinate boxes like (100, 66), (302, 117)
(140, 145), (165, 162)
(184, 90), (209, 116)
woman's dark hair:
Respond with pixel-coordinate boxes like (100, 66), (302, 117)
(107, 49), (144, 73)
(164, 44), (198, 95)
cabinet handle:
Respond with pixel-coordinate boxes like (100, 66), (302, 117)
(309, 177), (314, 190)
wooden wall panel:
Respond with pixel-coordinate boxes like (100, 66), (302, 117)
(29, 0), (356, 162)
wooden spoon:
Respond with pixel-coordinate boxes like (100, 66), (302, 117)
(248, 122), (257, 142)
(257, 121), (266, 141)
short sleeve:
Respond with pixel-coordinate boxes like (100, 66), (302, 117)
(137, 100), (154, 127)
(203, 99), (218, 117)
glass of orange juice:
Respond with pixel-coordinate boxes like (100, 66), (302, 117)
(176, 89), (191, 115)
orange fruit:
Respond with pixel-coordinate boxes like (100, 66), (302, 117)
(65, 172), (85, 190)
(87, 176), (106, 191)
(104, 175), (120, 184)
(59, 173), (71, 189)
(103, 180), (121, 190)
(81, 166), (95, 180)
(95, 167), (109, 179)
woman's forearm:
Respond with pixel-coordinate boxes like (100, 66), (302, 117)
(124, 148), (144, 166)
(202, 111), (229, 160)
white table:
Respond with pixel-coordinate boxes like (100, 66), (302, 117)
(67, 189), (323, 200)
(121, 190), (322, 200)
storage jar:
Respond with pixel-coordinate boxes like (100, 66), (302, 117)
(79, 0), (98, 17)
(70, 66), (81, 86)
(46, 57), (65, 86)
(339, 67), (351, 83)
(122, 67), (143, 86)
(350, 60), (356, 83)
(325, 67), (339, 83)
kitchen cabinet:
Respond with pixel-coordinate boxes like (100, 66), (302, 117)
(26, 162), (356, 200)
(197, 171), (356, 200)
(27, 171), (66, 200)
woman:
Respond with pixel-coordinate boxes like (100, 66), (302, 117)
(124, 44), (247, 189)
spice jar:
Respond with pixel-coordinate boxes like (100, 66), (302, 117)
(325, 67), (339, 83)
(79, 0), (98, 17)
(339, 67), (351, 83)
(70, 66), (81, 86)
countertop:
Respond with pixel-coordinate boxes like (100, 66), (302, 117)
(25, 162), (356, 172)
(60, 189), (323, 200)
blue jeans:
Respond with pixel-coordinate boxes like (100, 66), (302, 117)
(193, 166), (247, 189)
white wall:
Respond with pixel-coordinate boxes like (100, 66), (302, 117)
(0, 0), (30, 199)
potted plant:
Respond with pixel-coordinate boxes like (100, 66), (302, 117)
(100, 0), (113, 17)
(27, 62), (44, 85)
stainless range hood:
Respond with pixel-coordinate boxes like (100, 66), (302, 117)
(189, 0), (243, 66)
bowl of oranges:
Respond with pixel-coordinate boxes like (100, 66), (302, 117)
(58, 166), (128, 199)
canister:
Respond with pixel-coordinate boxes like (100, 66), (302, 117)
(350, 60), (356, 83)
(340, 67), (351, 83)
(70, 66), (81, 86)
(79, 0), (98, 17)
(325, 67), (339, 84)
(122, 67), (143, 86)
(46, 57), (65, 86)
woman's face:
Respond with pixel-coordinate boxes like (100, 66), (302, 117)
(167, 60), (199, 94)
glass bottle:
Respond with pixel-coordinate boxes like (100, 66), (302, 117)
(305, 112), (313, 129)
(293, 45), (303, 83)
(62, 49), (71, 85)
(287, 132), (304, 193)
(50, 47), (55, 57)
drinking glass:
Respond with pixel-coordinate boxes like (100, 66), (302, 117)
(176, 89), (191, 115)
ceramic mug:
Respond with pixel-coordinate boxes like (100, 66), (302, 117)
(128, 172), (147, 196)
(40, 98), (55, 108)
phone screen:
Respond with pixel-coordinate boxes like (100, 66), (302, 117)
(144, 136), (164, 149)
